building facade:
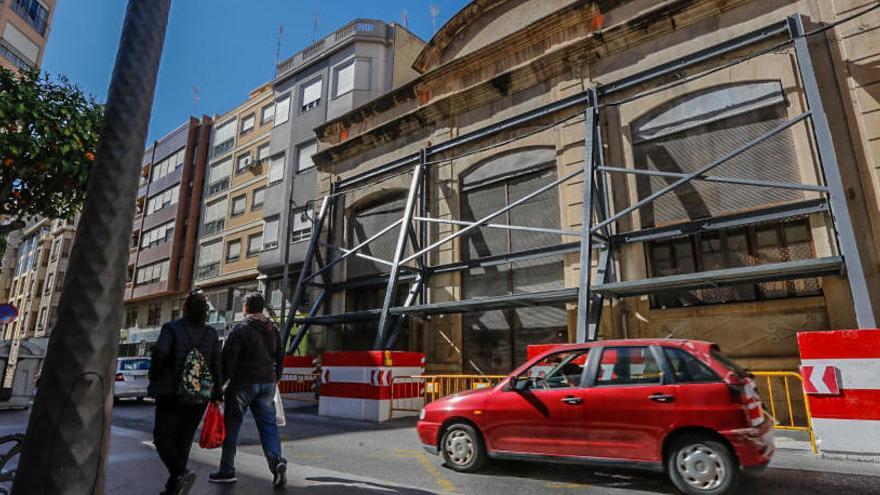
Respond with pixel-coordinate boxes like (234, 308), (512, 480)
(0, 0), (54, 73)
(0, 215), (75, 340)
(301, 0), (880, 373)
(122, 118), (211, 343)
(258, 19), (424, 317)
(193, 84), (273, 330)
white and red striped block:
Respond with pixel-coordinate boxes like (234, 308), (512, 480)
(318, 351), (424, 422)
(279, 355), (319, 403)
(798, 329), (880, 456)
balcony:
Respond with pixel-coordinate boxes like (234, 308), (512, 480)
(196, 262), (220, 280)
(275, 19), (386, 78)
(212, 139), (234, 158)
(206, 177), (230, 197)
(201, 218), (226, 236)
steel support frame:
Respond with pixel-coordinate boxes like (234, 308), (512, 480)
(285, 14), (876, 353)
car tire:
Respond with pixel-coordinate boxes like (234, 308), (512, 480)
(667, 436), (738, 495)
(440, 423), (487, 473)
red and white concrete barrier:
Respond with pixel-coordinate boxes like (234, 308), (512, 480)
(798, 329), (880, 457)
(279, 355), (319, 407)
(318, 351), (424, 422)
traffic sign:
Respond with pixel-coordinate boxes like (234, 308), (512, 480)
(800, 364), (841, 395)
(0, 304), (18, 324)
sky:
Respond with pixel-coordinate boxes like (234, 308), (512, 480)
(41, 0), (470, 143)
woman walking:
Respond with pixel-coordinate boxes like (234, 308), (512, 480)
(148, 291), (222, 495)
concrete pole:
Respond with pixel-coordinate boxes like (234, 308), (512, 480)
(14, 1), (171, 493)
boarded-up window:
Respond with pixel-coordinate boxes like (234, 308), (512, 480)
(458, 148), (567, 374)
(647, 218), (821, 309)
(347, 196), (407, 279)
(631, 82), (803, 228)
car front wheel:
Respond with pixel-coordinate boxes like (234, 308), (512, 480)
(440, 423), (486, 473)
(667, 436), (738, 495)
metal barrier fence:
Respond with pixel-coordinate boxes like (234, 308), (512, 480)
(278, 373), (320, 403)
(390, 374), (508, 418)
(752, 371), (817, 453)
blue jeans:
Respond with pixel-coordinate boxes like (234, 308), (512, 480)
(219, 383), (284, 474)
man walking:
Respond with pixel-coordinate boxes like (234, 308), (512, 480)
(210, 292), (287, 488)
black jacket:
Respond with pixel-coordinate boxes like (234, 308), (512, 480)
(222, 315), (284, 387)
(148, 318), (223, 400)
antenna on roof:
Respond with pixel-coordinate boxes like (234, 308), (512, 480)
(401, 8), (409, 29)
(429, 3), (439, 33)
(275, 24), (285, 69)
(312, 8), (319, 42)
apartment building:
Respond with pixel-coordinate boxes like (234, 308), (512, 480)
(303, 0), (880, 373)
(0, 215), (76, 340)
(193, 84), (273, 329)
(121, 118), (211, 343)
(258, 18), (424, 316)
(0, 0), (54, 73)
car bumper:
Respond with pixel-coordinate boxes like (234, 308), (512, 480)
(722, 419), (775, 468)
(417, 421), (441, 455)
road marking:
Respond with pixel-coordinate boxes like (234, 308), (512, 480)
(393, 449), (456, 493)
(546, 482), (590, 489)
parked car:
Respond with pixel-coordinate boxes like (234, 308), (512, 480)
(114, 357), (150, 402)
(417, 339), (772, 495)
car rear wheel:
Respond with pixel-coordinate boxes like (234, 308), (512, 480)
(440, 423), (486, 473)
(667, 436), (738, 495)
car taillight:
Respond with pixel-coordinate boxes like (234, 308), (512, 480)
(115, 373), (125, 382)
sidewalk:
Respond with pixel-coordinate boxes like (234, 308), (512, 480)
(106, 424), (439, 495)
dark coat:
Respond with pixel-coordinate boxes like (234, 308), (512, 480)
(148, 318), (223, 400)
(222, 315), (284, 388)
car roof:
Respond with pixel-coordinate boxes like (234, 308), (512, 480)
(540, 338), (714, 350)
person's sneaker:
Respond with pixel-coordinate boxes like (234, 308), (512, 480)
(208, 471), (237, 483)
(175, 470), (197, 495)
(273, 460), (287, 488)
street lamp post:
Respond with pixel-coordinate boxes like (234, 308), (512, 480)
(13, 1), (172, 493)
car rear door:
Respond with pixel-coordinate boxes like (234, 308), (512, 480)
(482, 349), (591, 456)
(580, 345), (680, 462)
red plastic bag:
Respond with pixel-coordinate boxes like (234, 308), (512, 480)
(199, 403), (226, 449)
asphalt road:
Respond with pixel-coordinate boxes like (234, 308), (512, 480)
(3, 401), (880, 494)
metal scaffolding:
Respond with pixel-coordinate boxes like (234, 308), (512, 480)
(282, 14), (876, 353)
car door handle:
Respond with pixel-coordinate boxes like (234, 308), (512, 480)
(648, 393), (675, 403)
(561, 396), (583, 405)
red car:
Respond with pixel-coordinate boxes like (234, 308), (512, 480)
(417, 339), (773, 495)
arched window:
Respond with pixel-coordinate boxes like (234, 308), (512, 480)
(459, 148), (567, 374)
(632, 82), (821, 308)
(347, 194), (407, 279)
(631, 81), (803, 227)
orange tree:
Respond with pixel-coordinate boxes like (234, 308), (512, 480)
(0, 67), (103, 237)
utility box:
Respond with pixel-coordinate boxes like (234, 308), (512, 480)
(0, 339), (47, 410)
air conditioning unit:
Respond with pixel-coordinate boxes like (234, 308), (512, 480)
(244, 155), (257, 170)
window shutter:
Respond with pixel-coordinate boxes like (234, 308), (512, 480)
(302, 79), (322, 107)
(335, 60), (355, 96)
(269, 154), (285, 183)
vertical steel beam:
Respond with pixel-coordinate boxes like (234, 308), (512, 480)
(279, 170), (297, 331)
(283, 196), (331, 353)
(788, 15), (877, 328)
(14, 1), (172, 493)
(576, 103), (597, 343)
(385, 275), (425, 349)
(373, 151), (426, 349)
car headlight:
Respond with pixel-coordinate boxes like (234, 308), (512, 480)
(419, 408), (426, 420)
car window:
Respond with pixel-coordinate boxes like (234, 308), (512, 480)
(523, 350), (589, 389)
(119, 359), (150, 371)
(595, 347), (662, 386)
(663, 347), (720, 383)
(710, 348), (748, 377)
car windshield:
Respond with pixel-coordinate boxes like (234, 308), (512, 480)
(119, 359), (150, 371)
